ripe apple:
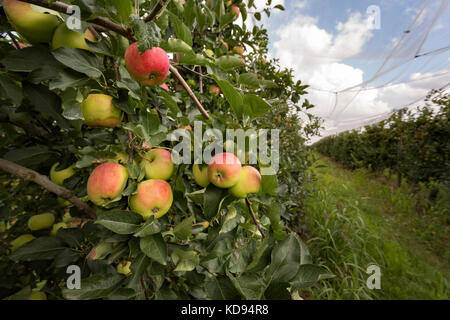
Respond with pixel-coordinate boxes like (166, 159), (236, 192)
(52, 24), (96, 51)
(208, 152), (242, 188)
(87, 162), (129, 206)
(28, 213), (55, 231)
(130, 179), (173, 219)
(117, 260), (132, 275)
(230, 166), (261, 198)
(159, 83), (169, 91)
(81, 94), (121, 128)
(28, 292), (47, 300)
(50, 162), (75, 185)
(232, 46), (245, 55)
(125, 42), (170, 86)
(141, 148), (174, 181)
(3, 0), (60, 44)
(50, 222), (67, 236)
(209, 84), (220, 96)
(10, 234), (35, 253)
(231, 5), (240, 18)
(193, 164), (210, 187)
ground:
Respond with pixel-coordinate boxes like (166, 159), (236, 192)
(303, 155), (449, 300)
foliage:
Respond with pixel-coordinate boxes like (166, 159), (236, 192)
(0, 0), (322, 300)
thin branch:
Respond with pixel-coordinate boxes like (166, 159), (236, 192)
(140, 276), (150, 300)
(144, 0), (171, 22)
(169, 65), (210, 119)
(198, 66), (203, 94)
(0, 158), (97, 220)
(7, 31), (20, 49)
(127, 130), (135, 164)
(245, 198), (265, 238)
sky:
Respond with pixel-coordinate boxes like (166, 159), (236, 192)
(236, 0), (450, 142)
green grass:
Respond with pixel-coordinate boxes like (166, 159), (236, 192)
(303, 155), (449, 300)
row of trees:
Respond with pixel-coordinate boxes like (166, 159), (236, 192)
(314, 89), (449, 188)
(0, 0), (324, 300)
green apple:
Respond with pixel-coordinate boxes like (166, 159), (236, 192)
(28, 291), (47, 300)
(187, 79), (197, 87)
(205, 49), (214, 57)
(232, 46), (245, 55)
(62, 212), (72, 223)
(229, 166), (262, 198)
(28, 213), (55, 231)
(87, 162), (128, 206)
(81, 94), (121, 128)
(130, 179), (173, 220)
(10, 234), (35, 253)
(50, 222), (67, 236)
(117, 260), (132, 275)
(50, 162), (75, 185)
(193, 164), (209, 188)
(52, 23), (96, 51)
(207, 152), (242, 188)
(141, 149), (174, 181)
(3, 0), (60, 44)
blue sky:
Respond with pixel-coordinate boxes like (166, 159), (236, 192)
(244, 0), (450, 138)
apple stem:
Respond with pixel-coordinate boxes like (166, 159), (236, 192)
(245, 198), (265, 238)
(0, 158), (97, 220)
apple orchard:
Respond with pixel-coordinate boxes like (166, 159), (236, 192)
(0, 0), (323, 300)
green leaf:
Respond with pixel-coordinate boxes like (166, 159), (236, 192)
(95, 210), (143, 235)
(261, 173), (279, 196)
(215, 55), (244, 71)
(129, 16), (162, 53)
(49, 70), (89, 91)
(127, 253), (151, 291)
(0, 74), (22, 106)
(238, 73), (260, 89)
(291, 264), (335, 291)
(243, 94), (272, 118)
(52, 47), (102, 78)
(227, 272), (265, 300)
(140, 234), (167, 265)
(179, 53), (209, 66)
(213, 77), (244, 118)
(134, 217), (162, 237)
(265, 234), (301, 284)
(206, 276), (240, 300)
(0, 47), (58, 72)
(4, 145), (56, 167)
(160, 38), (194, 54)
(62, 273), (124, 300)
(203, 185), (227, 219)
(10, 237), (66, 262)
(111, 0), (133, 23)
(23, 82), (71, 129)
(168, 12), (193, 46)
(172, 248), (200, 272)
(274, 4), (285, 10)
(173, 216), (194, 240)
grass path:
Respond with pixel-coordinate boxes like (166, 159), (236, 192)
(303, 155), (449, 300)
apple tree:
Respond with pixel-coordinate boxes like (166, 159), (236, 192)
(0, 0), (325, 300)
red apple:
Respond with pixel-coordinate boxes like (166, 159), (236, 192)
(209, 84), (220, 96)
(87, 162), (129, 206)
(129, 179), (173, 219)
(125, 42), (170, 86)
(208, 152), (242, 188)
(159, 83), (169, 91)
(232, 46), (245, 55)
(231, 5), (240, 18)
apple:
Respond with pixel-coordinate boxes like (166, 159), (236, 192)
(159, 83), (169, 91)
(209, 84), (220, 96)
(28, 292), (47, 300)
(50, 222), (67, 236)
(240, 56), (245, 64)
(130, 179), (173, 219)
(193, 164), (210, 187)
(117, 260), (132, 275)
(81, 94), (121, 128)
(179, 125), (192, 131)
(231, 5), (240, 18)
(229, 166), (261, 198)
(141, 148), (174, 181)
(125, 42), (170, 86)
(87, 162), (129, 206)
(187, 79), (197, 87)
(28, 213), (55, 231)
(208, 152), (242, 188)
(52, 24), (96, 51)
(222, 41), (229, 50)
(50, 162), (75, 186)
(62, 212), (72, 223)
(232, 46), (245, 55)
(3, 0), (60, 44)
(225, 0), (234, 7)
(86, 241), (114, 260)
(10, 234), (35, 253)
(205, 49), (214, 56)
